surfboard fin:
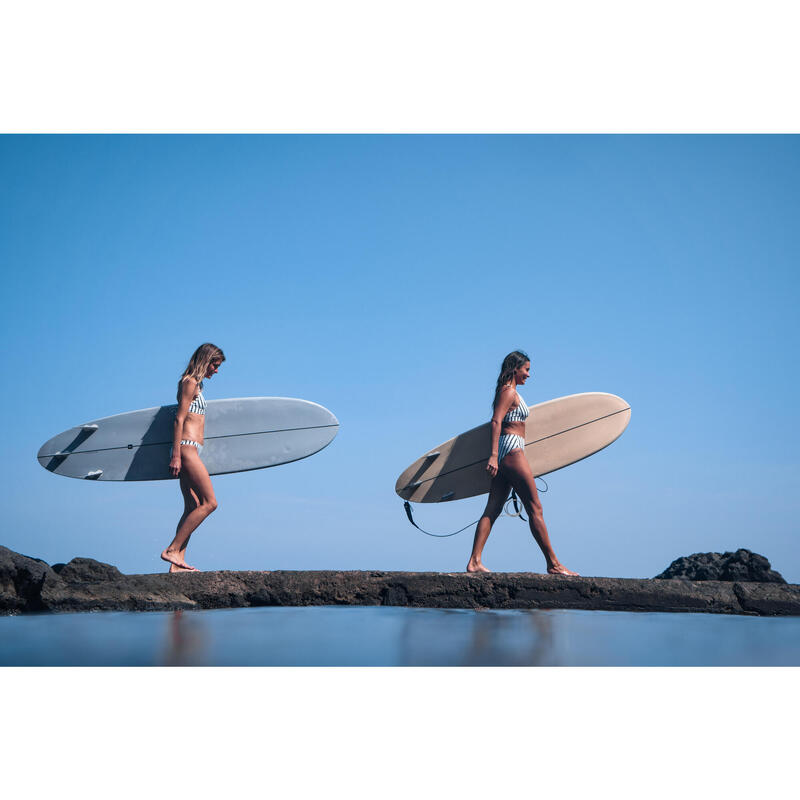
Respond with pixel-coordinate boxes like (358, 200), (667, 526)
(81, 424), (99, 432)
(85, 469), (103, 480)
(439, 491), (455, 501)
(44, 452), (69, 471)
(424, 451), (440, 459)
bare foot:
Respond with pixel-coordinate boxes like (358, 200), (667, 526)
(161, 549), (198, 571)
(547, 563), (579, 576)
(168, 563), (194, 573)
(466, 559), (491, 574)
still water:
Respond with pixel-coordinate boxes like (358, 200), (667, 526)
(2, 606), (799, 666)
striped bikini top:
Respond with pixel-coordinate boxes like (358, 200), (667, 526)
(503, 393), (529, 423)
(188, 390), (206, 416)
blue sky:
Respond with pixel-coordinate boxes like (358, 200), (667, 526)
(2, 134), (798, 580)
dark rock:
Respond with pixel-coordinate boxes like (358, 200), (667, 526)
(39, 571), (196, 613)
(2, 546), (799, 617)
(0, 545), (61, 612)
(53, 557), (123, 583)
(655, 549), (786, 583)
(732, 582), (800, 616)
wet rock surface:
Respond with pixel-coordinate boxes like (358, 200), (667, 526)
(2, 546), (798, 616)
(654, 549), (786, 583)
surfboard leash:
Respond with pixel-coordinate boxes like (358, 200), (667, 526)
(403, 501), (480, 537)
(503, 480), (548, 521)
(403, 480), (548, 537)
(505, 489), (528, 521)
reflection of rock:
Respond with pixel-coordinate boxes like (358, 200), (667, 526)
(655, 549), (786, 583)
(2, 545), (799, 617)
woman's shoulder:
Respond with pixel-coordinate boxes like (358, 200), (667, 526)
(499, 384), (517, 399)
(495, 384), (517, 411)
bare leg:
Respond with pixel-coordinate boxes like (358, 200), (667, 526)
(467, 473), (510, 573)
(161, 446), (218, 571)
(499, 450), (578, 576)
(168, 483), (199, 572)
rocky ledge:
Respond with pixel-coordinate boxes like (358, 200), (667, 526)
(2, 545), (798, 617)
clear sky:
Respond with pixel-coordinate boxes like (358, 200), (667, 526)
(2, 134), (798, 581)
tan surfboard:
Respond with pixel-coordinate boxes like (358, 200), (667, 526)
(395, 392), (631, 503)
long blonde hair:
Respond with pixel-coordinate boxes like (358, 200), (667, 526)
(177, 343), (225, 400)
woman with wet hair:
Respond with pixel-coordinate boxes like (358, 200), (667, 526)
(466, 350), (578, 576)
(160, 343), (225, 572)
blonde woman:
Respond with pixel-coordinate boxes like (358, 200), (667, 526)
(161, 343), (225, 572)
(466, 350), (578, 576)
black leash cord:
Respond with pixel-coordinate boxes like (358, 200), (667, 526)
(505, 489), (528, 521)
(403, 501), (480, 538)
(403, 479), (548, 538)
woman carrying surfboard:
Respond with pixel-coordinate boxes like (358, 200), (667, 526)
(467, 351), (578, 576)
(161, 343), (225, 572)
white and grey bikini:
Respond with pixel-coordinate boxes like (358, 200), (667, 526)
(178, 389), (206, 454)
(497, 393), (529, 463)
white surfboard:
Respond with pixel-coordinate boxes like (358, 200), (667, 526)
(395, 392), (630, 503)
(37, 397), (339, 481)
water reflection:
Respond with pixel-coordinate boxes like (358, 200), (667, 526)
(398, 609), (558, 666)
(2, 606), (800, 666)
(159, 606), (563, 666)
(163, 609), (210, 666)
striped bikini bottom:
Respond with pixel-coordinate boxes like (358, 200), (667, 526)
(498, 433), (525, 463)
(171, 440), (204, 456)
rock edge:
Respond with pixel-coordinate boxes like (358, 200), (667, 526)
(2, 546), (799, 617)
